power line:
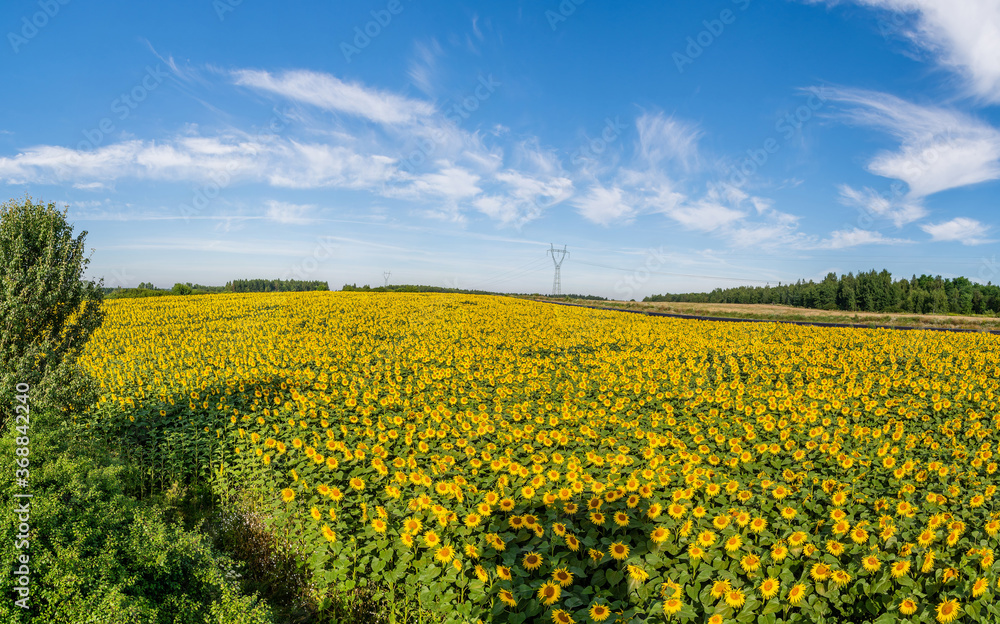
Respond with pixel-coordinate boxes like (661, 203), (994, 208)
(477, 257), (551, 290)
(572, 259), (775, 284)
(548, 244), (569, 296)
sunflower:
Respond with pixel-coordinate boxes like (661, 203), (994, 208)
(810, 563), (831, 581)
(280, 488), (295, 503)
(697, 530), (717, 547)
(667, 503), (686, 519)
(423, 530), (441, 548)
(651, 526), (670, 544)
(724, 589), (746, 609)
(613, 512), (630, 527)
(688, 544), (705, 560)
(474, 564), (488, 582)
(771, 544), (789, 562)
(565, 534), (581, 551)
(552, 568), (573, 587)
(435, 544), (455, 563)
(626, 565), (649, 582)
(609, 542), (629, 560)
(935, 599), (960, 623)
(522, 552), (543, 571)
(922, 550), (936, 573)
(749, 517), (767, 533)
(537, 581), (561, 606)
(891, 560), (911, 578)
(497, 565), (512, 580)
(740, 554), (761, 573)
(787, 583), (807, 605)
(759, 577), (779, 600)
(899, 598), (917, 615)
(663, 597), (682, 615)
(862, 554), (881, 572)
(710, 580), (731, 599)
(713, 515), (731, 530)
(371, 518), (387, 534)
(499, 590), (516, 608)
(972, 577), (989, 598)
(588, 604), (610, 622)
(551, 609), (574, 624)
(724, 535), (742, 552)
(831, 570), (851, 587)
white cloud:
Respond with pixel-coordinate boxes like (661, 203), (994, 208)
(817, 227), (912, 249)
(233, 69), (435, 125)
(920, 217), (992, 244)
(817, 0), (1000, 102)
(837, 184), (928, 226)
(264, 200), (315, 224)
(823, 88), (1000, 197)
(635, 113), (701, 172)
(408, 40), (443, 95)
(573, 186), (635, 226)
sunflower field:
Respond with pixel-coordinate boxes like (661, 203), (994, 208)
(77, 291), (1000, 624)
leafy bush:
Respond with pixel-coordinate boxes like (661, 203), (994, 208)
(0, 424), (275, 624)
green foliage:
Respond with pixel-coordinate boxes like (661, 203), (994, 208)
(172, 283), (194, 296)
(648, 269), (1000, 316)
(226, 279), (329, 293)
(0, 420), (275, 624)
(105, 287), (171, 300)
(0, 196), (104, 423)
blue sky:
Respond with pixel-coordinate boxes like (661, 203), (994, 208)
(2, 0), (999, 298)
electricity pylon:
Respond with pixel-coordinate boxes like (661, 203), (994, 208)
(383, 271), (391, 287)
(548, 244), (569, 296)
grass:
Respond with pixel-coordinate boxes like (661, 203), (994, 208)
(535, 297), (1000, 331)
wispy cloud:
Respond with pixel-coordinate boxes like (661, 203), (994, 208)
(264, 200), (315, 224)
(233, 69), (435, 125)
(817, 227), (913, 249)
(837, 183), (927, 226)
(808, 0), (1000, 102)
(920, 216), (992, 244)
(822, 87), (1000, 197)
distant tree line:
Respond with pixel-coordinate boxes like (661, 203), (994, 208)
(645, 270), (1000, 316)
(104, 278), (328, 299)
(340, 284), (608, 300)
(342, 283), (503, 295)
(225, 278), (328, 293)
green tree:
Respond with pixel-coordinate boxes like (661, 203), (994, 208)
(171, 282), (192, 295)
(0, 197), (105, 429)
